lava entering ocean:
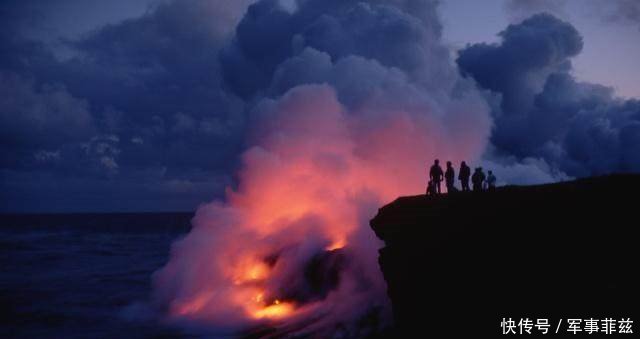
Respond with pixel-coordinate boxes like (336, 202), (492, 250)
(149, 0), (494, 336)
(152, 84), (489, 337)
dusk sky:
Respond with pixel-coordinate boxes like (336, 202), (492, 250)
(2, 0), (639, 213)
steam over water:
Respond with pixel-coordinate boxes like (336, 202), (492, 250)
(151, 0), (491, 336)
(2, 0), (638, 338)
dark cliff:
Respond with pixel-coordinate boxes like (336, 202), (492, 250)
(371, 174), (640, 337)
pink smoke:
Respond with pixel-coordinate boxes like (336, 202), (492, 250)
(152, 83), (490, 336)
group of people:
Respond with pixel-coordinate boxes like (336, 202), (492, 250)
(427, 159), (496, 195)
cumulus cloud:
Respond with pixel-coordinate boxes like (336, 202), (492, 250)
(457, 14), (583, 115)
(0, 0), (488, 213)
(2, 0), (638, 336)
(0, 0), (637, 197)
(151, 0), (493, 336)
(221, 0), (456, 100)
(0, 0), (257, 210)
(458, 13), (640, 177)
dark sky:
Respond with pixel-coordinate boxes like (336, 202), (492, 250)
(1, 0), (639, 213)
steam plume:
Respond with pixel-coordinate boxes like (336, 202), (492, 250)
(152, 0), (491, 336)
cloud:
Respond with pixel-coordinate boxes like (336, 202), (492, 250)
(593, 0), (640, 29)
(457, 14), (582, 115)
(2, 0), (638, 216)
(221, 0), (456, 100)
(0, 72), (94, 168)
(2, 0), (486, 213)
(151, 0), (493, 335)
(458, 13), (640, 177)
(0, 0), (257, 210)
(481, 149), (572, 186)
(34, 150), (61, 163)
(504, 0), (569, 22)
(2, 0), (637, 336)
(60, 0), (254, 174)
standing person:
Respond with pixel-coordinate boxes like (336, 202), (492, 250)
(487, 170), (497, 191)
(472, 167), (486, 192)
(429, 159), (444, 194)
(459, 161), (471, 191)
(445, 161), (456, 193)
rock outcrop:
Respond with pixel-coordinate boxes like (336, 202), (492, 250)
(371, 175), (639, 337)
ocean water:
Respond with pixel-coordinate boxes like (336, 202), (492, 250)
(0, 213), (194, 339)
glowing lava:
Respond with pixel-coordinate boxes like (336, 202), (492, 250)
(152, 84), (490, 334)
(251, 299), (295, 320)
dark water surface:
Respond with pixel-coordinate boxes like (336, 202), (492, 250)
(0, 213), (194, 338)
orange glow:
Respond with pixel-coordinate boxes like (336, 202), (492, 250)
(326, 238), (346, 251)
(251, 300), (295, 320)
(233, 261), (270, 285)
(153, 84), (490, 331)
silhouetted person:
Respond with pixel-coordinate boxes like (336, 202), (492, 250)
(472, 167), (485, 192)
(429, 159), (444, 194)
(459, 161), (471, 191)
(445, 161), (456, 193)
(487, 170), (496, 191)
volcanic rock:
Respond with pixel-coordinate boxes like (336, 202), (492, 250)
(371, 174), (640, 337)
